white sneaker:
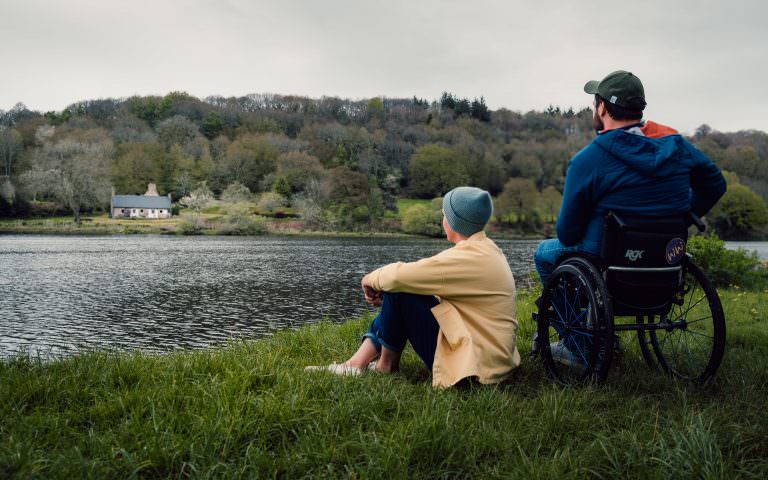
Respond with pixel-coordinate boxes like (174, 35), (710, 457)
(304, 363), (364, 376)
(549, 342), (584, 368)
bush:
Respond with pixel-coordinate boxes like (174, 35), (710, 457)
(221, 182), (253, 203)
(179, 182), (214, 211)
(216, 205), (267, 235)
(256, 192), (288, 214)
(687, 235), (767, 288)
(177, 214), (208, 235)
(402, 203), (442, 237)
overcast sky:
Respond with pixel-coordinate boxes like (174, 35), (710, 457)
(1, 0), (766, 134)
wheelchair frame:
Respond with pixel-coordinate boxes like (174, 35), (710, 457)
(534, 212), (726, 385)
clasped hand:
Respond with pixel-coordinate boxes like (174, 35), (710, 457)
(361, 273), (383, 307)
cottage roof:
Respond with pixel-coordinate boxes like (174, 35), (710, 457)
(112, 195), (171, 209)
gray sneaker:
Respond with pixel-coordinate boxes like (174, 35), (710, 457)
(550, 342), (584, 368)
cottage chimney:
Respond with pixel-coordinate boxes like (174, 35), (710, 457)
(144, 183), (159, 196)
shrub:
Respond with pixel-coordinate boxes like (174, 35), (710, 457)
(179, 182), (214, 211)
(215, 204), (267, 235)
(220, 182), (253, 203)
(177, 214), (207, 235)
(216, 216), (266, 235)
(402, 203), (442, 237)
(687, 235), (767, 288)
(256, 192), (288, 214)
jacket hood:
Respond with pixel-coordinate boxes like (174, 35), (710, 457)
(593, 128), (684, 177)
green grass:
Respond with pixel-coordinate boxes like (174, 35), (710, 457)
(1, 290), (768, 478)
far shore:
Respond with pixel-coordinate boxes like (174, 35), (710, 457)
(0, 215), (546, 240)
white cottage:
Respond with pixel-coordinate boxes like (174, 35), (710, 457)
(111, 183), (172, 219)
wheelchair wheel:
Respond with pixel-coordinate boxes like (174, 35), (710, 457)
(537, 257), (614, 385)
(646, 260), (726, 382)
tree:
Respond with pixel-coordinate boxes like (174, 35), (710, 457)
(292, 178), (326, 228)
(156, 115), (199, 149)
(470, 97), (491, 122)
(402, 201), (443, 237)
(36, 137), (113, 222)
(271, 175), (291, 198)
(111, 141), (165, 194)
(221, 182), (253, 203)
(408, 144), (470, 198)
(708, 173), (768, 239)
(276, 151), (323, 193)
(496, 178), (539, 224)
(220, 134), (279, 192)
(201, 111), (223, 139)
(256, 192), (288, 213)
(179, 182), (214, 211)
(18, 168), (58, 201)
(367, 97), (385, 121)
(0, 178), (14, 203)
(0, 128), (22, 177)
(539, 186), (562, 223)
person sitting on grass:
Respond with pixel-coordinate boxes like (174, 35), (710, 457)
(306, 186), (520, 388)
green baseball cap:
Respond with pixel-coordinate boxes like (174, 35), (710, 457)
(584, 70), (646, 110)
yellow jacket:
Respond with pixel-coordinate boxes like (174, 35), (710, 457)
(368, 231), (519, 387)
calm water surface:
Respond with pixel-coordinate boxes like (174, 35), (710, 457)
(724, 241), (768, 259)
(0, 234), (539, 357)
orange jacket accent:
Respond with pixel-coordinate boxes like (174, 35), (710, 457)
(640, 120), (678, 138)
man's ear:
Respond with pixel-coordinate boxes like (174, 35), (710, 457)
(597, 101), (606, 118)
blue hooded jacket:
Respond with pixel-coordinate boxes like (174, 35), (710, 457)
(557, 123), (726, 254)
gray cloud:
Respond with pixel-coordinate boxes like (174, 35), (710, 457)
(1, 0), (766, 133)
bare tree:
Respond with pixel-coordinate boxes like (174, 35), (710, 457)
(34, 136), (113, 222)
(18, 169), (58, 201)
(179, 182), (214, 211)
(0, 127), (22, 178)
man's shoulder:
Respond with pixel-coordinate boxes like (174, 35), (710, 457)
(570, 140), (604, 168)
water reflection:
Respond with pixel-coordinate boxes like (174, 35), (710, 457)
(0, 234), (538, 357)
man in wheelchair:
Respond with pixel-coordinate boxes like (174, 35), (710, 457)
(532, 70), (726, 381)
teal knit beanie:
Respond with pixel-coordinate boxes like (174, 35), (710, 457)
(442, 186), (493, 237)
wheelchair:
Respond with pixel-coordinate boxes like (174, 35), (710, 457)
(533, 212), (726, 386)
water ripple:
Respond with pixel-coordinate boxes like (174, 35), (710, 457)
(0, 234), (538, 357)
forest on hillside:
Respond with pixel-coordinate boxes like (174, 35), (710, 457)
(0, 91), (766, 238)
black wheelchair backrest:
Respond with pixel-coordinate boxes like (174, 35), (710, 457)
(600, 212), (688, 268)
(600, 212), (689, 314)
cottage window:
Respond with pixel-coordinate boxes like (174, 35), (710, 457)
(140, 209), (144, 213)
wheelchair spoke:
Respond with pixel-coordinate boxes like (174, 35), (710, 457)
(683, 314), (713, 326)
(570, 336), (589, 367)
(680, 329), (715, 340)
(570, 329), (594, 337)
(680, 334), (701, 372)
(684, 281), (699, 314)
(676, 294), (707, 320)
(552, 301), (566, 326)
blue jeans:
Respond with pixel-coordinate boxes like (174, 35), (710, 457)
(363, 292), (440, 370)
(534, 238), (583, 285)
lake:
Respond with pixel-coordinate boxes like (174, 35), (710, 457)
(1, 235), (765, 358)
(0, 234), (539, 357)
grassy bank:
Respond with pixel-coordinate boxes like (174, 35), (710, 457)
(0, 215), (417, 239)
(2, 289), (767, 478)
(0, 198), (550, 239)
